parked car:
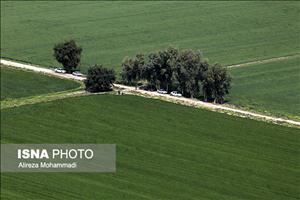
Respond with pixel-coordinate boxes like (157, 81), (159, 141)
(170, 91), (182, 97)
(54, 68), (66, 73)
(157, 89), (168, 94)
(72, 71), (83, 76)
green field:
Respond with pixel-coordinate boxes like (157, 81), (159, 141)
(1, 94), (299, 199)
(0, 66), (80, 100)
(1, 1), (299, 73)
(229, 57), (300, 119)
(1, 1), (300, 199)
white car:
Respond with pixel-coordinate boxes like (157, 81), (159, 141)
(72, 71), (83, 76)
(157, 89), (167, 94)
(170, 91), (182, 97)
(54, 68), (66, 73)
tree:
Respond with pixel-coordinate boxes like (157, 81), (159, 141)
(141, 47), (178, 92)
(121, 54), (144, 89)
(84, 65), (116, 92)
(140, 60), (158, 91)
(202, 64), (231, 104)
(145, 52), (163, 90)
(174, 50), (206, 98)
(157, 47), (178, 92)
(53, 40), (82, 73)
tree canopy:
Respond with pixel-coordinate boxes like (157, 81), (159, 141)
(85, 65), (116, 93)
(120, 54), (144, 88)
(53, 40), (82, 73)
(121, 47), (231, 104)
(202, 64), (231, 103)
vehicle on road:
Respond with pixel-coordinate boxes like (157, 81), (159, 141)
(170, 91), (182, 97)
(157, 89), (168, 94)
(72, 71), (83, 76)
(54, 68), (66, 73)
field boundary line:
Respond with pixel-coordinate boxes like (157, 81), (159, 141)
(1, 58), (299, 128)
(1, 90), (88, 109)
(227, 54), (300, 69)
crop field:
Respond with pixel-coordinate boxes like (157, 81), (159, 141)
(1, 1), (300, 199)
(1, 1), (299, 73)
(229, 56), (300, 119)
(1, 95), (299, 199)
(0, 66), (80, 100)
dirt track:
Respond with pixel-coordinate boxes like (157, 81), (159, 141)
(227, 54), (299, 68)
(0, 59), (85, 81)
(1, 58), (299, 127)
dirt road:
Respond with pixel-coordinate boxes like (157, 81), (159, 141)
(0, 59), (85, 81)
(227, 54), (299, 69)
(1, 58), (299, 127)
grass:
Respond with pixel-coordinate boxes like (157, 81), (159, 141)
(1, 1), (299, 199)
(0, 66), (81, 100)
(1, 94), (299, 200)
(228, 56), (300, 120)
(1, 1), (299, 73)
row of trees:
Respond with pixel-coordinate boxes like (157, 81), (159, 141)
(53, 41), (231, 103)
(121, 47), (231, 103)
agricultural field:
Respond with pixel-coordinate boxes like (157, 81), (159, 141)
(229, 56), (300, 120)
(1, 1), (299, 73)
(0, 66), (81, 100)
(1, 94), (299, 199)
(1, 1), (300, 200)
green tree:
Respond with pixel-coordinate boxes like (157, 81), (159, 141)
(202, 64), (231, 103)
(53, 40), (82, 73)
(142, 47), (178, 92)
(141, 59), (158, 91)
(121, 54), (144, 89)
(174, 50), (206, 98)
(157, 47), (179, 92)
(85, 65), (116, 92)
